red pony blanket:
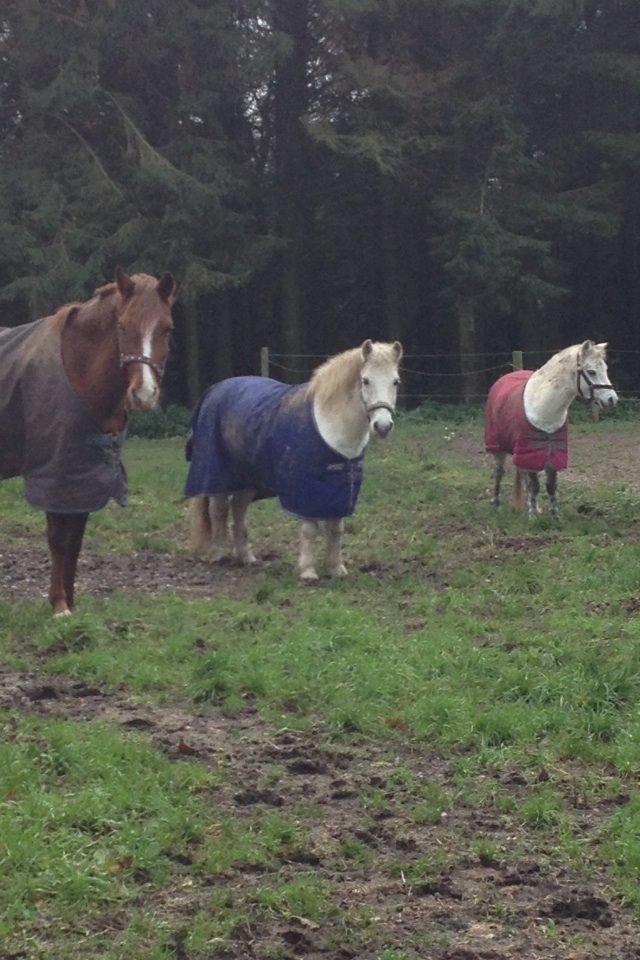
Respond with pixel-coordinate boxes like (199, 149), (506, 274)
(485, 370), (568, 472)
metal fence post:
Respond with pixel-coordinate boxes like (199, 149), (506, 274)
(260, 346), (269, 377)
(512, 349), (523, 370)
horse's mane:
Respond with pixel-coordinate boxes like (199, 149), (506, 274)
(307, 348), (362, 410)
(51, 274), (160, 330)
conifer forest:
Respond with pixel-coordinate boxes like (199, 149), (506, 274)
(1, 1), (639, 404)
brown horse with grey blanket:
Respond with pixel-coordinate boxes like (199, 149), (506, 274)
(0, 268), (175, 614)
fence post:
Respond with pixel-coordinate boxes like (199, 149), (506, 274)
(512, 349), (523, 370)
(260, 346), (269, 377)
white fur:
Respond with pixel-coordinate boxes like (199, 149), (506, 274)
(524, 341), (617, 433)
(133, 331), (158, 407)
(313, 344), (400, 458)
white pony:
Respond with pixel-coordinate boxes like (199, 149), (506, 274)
(485, 340), (617, 516)
(186, 340), (402, 579)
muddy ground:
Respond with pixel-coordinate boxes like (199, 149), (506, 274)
(3, 427), (640, 957)
(2, 666), (640, 960)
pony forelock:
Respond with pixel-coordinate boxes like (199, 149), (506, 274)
(307, 342), (400, 411)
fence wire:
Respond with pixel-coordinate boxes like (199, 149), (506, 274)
(264, 347), (640, 403)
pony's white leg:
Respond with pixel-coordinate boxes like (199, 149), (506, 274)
(491, 452), (507, 507)
(525, 471), (540, 518)
(209, 495), (231, 561)
(298, 520), (320, 581)
(231, 490), (257, 564)
(325, 519), (347, 577)
(545, 467), (559, 517)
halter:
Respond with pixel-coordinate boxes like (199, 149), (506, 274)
(364, 400), (396, 420)
(120, 353), (166, 380)
(576, 364), (612, 403)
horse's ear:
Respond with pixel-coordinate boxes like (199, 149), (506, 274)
(579, 339), (595, 360)
(115, 266), (135, 300)
(392, 340), (403, 361)
(157, 272), (176, 303)
(361, 339), (373, 360)
(63, 305), (80, 327)
(597, 341), (608, 352)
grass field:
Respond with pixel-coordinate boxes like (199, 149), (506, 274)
(3, 414), (640, 958)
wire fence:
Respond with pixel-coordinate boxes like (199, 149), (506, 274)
(261, 346), (640, 403)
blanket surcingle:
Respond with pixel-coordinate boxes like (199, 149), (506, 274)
(0, 317), (127, 513)
(185, 376), (364, 519)
(484, 370), (568, 471)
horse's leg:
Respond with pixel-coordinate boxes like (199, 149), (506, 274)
(62, 513), (88, 611)
(47, 513), (69, 615)
(230, 490), (257, 564)
(491, 452), (507, 507)
(209, 495), (231, 561)
(190, 496), (212, 552)
(525, 471), (540, 518)
(325, 519), (347, 577)
(298, 520), (320, 581)
(545, 467), (559, 517)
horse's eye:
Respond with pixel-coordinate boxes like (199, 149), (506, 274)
(587, 369), (596, 376)
(362, 377), (370, 386)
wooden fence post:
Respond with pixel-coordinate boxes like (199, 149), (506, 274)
(512, 349), (523, 370)
(260, 346), (269, 377)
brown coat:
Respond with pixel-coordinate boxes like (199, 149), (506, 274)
(0, 316), (127, 513)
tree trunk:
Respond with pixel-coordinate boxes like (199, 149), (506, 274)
(457, 296), (480, 404)
(211, 290), (234, 383)
(183, 299), (202, 407)
(273, 0), (309, 372)
(380, 179), (403, 343)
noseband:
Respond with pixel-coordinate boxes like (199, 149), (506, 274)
(363, 400), (396, 420)
(577, 365), (612, 403)
(120, 354), (166, 380)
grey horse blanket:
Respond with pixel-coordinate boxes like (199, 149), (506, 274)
(0, 316), (127, 513)
(185, 376), (364, 519)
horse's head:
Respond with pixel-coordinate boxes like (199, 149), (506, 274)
(578, 340), (618, 409)
(360, 339), (403, 438)
(114, 267), (176, 410)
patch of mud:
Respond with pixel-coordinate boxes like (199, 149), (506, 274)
(2, 666), (639, 959)
(0, 539), (276, 603)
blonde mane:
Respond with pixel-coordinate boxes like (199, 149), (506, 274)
(307, 348), (363, 410)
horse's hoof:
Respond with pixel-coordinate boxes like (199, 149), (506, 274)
(328, 564), (348, 578)
(53, 609), (72, 617)
(299, 568), (320, 583)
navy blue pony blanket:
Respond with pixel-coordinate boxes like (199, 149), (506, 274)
(185, 377), (364, 519)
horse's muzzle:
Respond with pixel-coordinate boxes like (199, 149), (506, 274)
(128, 383), (160, 411)
(373, 418), (394, 438)
(597, 390), (618, 409)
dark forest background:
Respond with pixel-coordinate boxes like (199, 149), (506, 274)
(1, 0), (639, 406)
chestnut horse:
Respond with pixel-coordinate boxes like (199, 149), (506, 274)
(0, 268), (175, 614)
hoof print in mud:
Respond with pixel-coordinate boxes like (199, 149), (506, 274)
(547, 894), (614, 927)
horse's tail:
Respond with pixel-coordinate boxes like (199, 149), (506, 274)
(190, 496), (212, 552)
(514, 469), (525, 508)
